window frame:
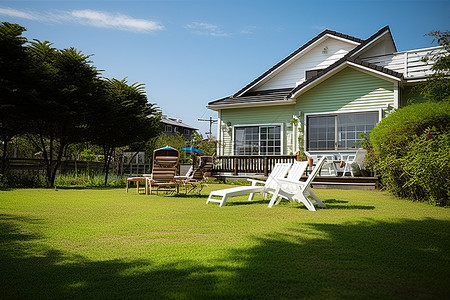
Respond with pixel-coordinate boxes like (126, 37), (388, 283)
(304, 109), (382, 152)
(232, 123), (284, 155)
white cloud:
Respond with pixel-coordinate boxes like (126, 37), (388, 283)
(68, 9), (163, 32)
(0, 7), (39, 20)
(0, 7), (164, 33)
(185, 22), (229, 37)
(240, 25), (256, 35)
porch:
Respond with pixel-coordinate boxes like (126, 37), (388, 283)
(211, 155), (378, 190)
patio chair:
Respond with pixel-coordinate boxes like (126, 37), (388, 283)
(268, 157), (327, 211)
(146, 146), (180, 195)
(339, 149), (367, 177)
(267, 160), (308, 207)
(176, 155), (214, 194)
(206, 162), (292, 207)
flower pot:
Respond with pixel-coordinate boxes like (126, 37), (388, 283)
(308, 157), (314, 168)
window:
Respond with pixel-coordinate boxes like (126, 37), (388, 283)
(183, 129), (190, 135)
(306, 69), (324, 80)
(307, 111), (378, 151)
(164, 125), (172, 132)
(234, 125), (281, 155)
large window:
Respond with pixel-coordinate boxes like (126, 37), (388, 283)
(234, 125), (281, 155)
(307, 111), (378, 151)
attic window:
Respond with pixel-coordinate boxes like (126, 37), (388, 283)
(305, 69), (324, 80)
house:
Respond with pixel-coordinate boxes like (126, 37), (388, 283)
(207, 26), (443, 158)
(161, 115), (198, 139)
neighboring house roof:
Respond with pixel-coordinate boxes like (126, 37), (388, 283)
(208, 26), (416, 110)
(161, 117), (198, 130)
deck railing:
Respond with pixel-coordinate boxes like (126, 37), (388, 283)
(212, 155), (299, 176)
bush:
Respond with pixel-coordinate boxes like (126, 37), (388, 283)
(0, 173), (46, 188)
(368, 101), (450, 206)
(55, 172), (126, 188)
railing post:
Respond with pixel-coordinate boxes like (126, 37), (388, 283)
(264, 156), (268, 177)
(233, 157), (238, 175)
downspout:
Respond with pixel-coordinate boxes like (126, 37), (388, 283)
(217, 110), (222, 156)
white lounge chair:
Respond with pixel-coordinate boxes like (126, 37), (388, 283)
(268, 157), (327, 211)
(267, 160), (308, 207)
(206, 162), (292, 207)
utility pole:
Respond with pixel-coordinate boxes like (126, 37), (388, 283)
(198, 116), (218, 139)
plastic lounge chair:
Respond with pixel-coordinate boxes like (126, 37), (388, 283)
(206, 162), (292, 207)
(268, 157), (327, 211)
(267, 161), (308, 207)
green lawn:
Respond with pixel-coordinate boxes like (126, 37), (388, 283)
(1, 185), (449, 299)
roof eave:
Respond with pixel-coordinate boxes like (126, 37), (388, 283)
(207, 99), (296, 111)
(289, 61), (402, 99)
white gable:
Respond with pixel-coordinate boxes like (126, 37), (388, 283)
(254, 37), (360, 91)
(357, 32), (397, 58)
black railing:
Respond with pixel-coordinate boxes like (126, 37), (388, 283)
(213, 155), (299, 176)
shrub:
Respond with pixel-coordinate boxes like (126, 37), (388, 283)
(368, 101), (450, 206)
(0, 173), (46, 188)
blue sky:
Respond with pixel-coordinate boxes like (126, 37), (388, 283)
(1, 0), (449, 136)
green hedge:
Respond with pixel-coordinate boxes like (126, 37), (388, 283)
(369, 101), (450, 206)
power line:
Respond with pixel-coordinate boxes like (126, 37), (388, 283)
(198, 117), (218, 139)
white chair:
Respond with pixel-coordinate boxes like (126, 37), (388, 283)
(268, 157), (327, 211)
(206, 162), (292, 207)
(267, 161), (308, 207)
(306, 153), (337, 176)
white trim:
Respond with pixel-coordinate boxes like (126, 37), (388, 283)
(350, 29), (390, 58)
(290, 61), (401, 99)
(393, 82), (399, 109)
(346, 62), (401, 82)
(303, 109), (382, 151)
(217, 110), (222, 156)
(207, 99), (296, 111)
(232, 123), (284, 155)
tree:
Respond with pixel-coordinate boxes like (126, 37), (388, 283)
(27, 40), (103, 187)
(420, 30), (450, 102)
(92, 78), (161, 185)
(0, 22), (30, 175)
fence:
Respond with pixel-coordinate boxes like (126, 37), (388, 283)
(1, 158), (104, 175)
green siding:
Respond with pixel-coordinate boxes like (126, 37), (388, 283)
(220, 105), (295, 155)
(219, 67), (395, 155)
(294, 67), (395, 114)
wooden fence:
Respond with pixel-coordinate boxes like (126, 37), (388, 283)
(213, 155), (299, 176)
(1, 158), (104, 175)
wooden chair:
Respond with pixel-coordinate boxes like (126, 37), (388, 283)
(146, 146), (180, 195)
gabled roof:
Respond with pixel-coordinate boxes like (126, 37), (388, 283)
(288, 26), (401, 98)
(208, 26), (401, 110)
(233, 29), (364, 97)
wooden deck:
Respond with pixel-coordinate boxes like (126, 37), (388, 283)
(211, 155), (378, 190)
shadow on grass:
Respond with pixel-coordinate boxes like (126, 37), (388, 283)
(1, 214), (448, 299)
(321, 199), (375, 210)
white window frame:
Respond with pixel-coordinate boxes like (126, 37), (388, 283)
(304, 109), (382, 152)
(164, 125), (172, 133)
(232, 123), (284, 155)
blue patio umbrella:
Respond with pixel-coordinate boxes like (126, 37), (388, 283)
(181, 147), (203, 155)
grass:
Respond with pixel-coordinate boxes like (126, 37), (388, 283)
(0, 184), (449, 299)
